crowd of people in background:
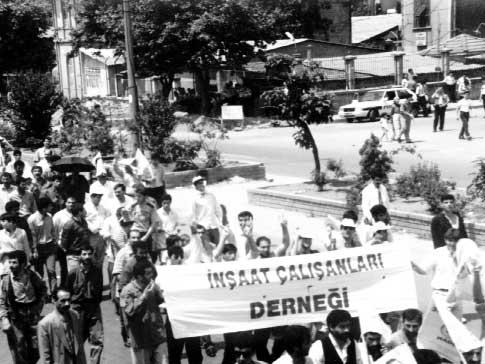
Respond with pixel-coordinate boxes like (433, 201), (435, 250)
(0, 139), (483, 364)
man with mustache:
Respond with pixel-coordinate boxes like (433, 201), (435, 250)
(309, 309), (362, 364)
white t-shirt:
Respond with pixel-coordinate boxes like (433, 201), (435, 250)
(457, 98), (472, 113)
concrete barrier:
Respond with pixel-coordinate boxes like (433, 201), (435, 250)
(165, 162), (266, 188)
(248, 186), (485, 245)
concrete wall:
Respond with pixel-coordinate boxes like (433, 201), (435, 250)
(165, 163), (266, 188)
(248, 187), (485, 245)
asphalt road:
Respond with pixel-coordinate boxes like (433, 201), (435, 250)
(220, 108), (485, 188)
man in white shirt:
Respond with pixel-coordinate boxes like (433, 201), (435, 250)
(457, 91), (473, 140)
(85, 189), (111, 267)
(28, 197), (57, 292)
(90, 171), (116, 204)
(361, 172), (389, 225)
(183, 225), (216, 264)
(191, 176), (222, 245)
(309, 309), (362, 364)
(111, 183), (134, 215)
(385, 309), (422, 353)
(33, 138), (52, 164)
(5, 150), (33, 179)
(157, 193), (179, 236)
(0, 213), (31, 274)
(53, 196), (76, 285)
(0, 173), (17, 215)
(234, 211), (260, 260)
(9, 177), (37, 218)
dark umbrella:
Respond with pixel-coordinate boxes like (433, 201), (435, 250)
(51, 156), (95, 173)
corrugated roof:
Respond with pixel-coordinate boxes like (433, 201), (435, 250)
(420, 34), (485, 57)
(352, 14), (401, 44)
(314, 51), (484, 77)
(80, 48), (125, 66)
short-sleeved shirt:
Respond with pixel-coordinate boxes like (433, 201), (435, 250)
(129, 202), (157, 233)
(457, 98), (472, 113)
(157, 208), (179, 235)
(9, 190), (37, 217)
(28, 211), (55, 246)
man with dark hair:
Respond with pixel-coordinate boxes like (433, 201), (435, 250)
(0, 250), (47, 364)
(234, 211), (260, 260)
(11, 160), (26, 185)
(67, 245), (104, 364)
(40, 174), (64, 214)
(118, 240), (157, 293)
(157, 194), (179, 236)
(112, 183), (134, 215)
(62, 171), (90, 204)
(166, 245), (184, 265)
(386, 309), (423, 352)
(232, 331), (266, 364)
(145, 153), (166, 207)
(60, 202), (91, 272)
(191, 176), (222, 246)
(120, 260), (167, 364)
(129, 184), (159, 250)
(0, 172), (16, 214)
(38, 287), (86, 364)
(9, 176), (37, 218)
(361, 172), (389, 226)
(309, 309), (362, 364)
(274, 325), (312, 364)
(462, 347), (482, 364)
(362, 331), (384, 362)
(5, 199), (34, 248)
(430, 194), (467, 249)
(28, 197), (57, 292)
(0, 213), (31, 273)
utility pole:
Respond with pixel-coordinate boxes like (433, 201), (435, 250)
(122, 0), (140, 154)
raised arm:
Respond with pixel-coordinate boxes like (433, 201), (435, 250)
(275, 219), (290, 257)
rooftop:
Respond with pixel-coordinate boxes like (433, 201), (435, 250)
(420, 34), (485, 57)
(351, 14), (402, 44)
(80, 48), (125, 66)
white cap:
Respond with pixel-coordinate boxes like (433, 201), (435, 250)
(89, 185), (104, 195)
(340, 218), (356, 228)
(372, 221), (390, 233)
(192, 175), (205, 185)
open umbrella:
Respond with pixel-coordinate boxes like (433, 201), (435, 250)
(51, 156), (95, 173)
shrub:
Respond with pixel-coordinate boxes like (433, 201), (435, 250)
(326, 158), (346, 178)
(345, 186), (361, 216)
(7, 72), (62, 147)
(172, 94), (202, 114)
(162, 138), (202, 171)
(312, 170), (327, 191)
(86, 123), (114, 156)
(467, 159), (485, 202)
(358, 134), (394, 185)
(191, 118), (228, 169)
(395, 163), (456, 213)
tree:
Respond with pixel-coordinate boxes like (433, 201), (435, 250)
(8, 72), (62, 147)
(72, 0), (300, 114)
(261, 61), (331, 190)
(0, 1), (55, 75)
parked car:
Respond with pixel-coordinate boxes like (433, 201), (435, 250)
(337, 87), (427, 123)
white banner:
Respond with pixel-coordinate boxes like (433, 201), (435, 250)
(157, 244), (417, 338)
(374, 344), (417, 364)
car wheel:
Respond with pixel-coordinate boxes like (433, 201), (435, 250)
(368, 109), (379, 122)
(346, 118), (354, 123)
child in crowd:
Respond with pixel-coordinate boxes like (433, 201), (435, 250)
(379, 114), (392, 142)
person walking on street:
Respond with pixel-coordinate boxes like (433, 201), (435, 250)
(444, 72), (457, 103)
(397, 97), (413, 143)
(60, 203), (91, 272)
(38, 287), (86, 364)
(120, 259), (167, 364)
(0, 250), (47, 364)
(0, 213), (31, 274)
(66, 245), (104, 364)
(431, 87), (449, 132)
(390, 97), (401, 140)
(28, 197), (58, 293)
(191, 176), (222, 245)
(457, 91), (473, 140)
(53, 196), (77, 286)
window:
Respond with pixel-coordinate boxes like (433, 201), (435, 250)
(414, 0), (430, 28)
(385, 91), (396, 100)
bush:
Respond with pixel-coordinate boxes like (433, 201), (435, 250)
(7, 72), (62, 147)
(161, 138), (202, 171)
(86, 123), (114, 156)
(312, 170), (327, 191)
(326, 158), (346, 178)
(172, 94), (202, 114)
(191, 118), (228, 169)
(467, 159), (485, 202)
(358, 134), (394, 185)
(395, 163), (456, 213)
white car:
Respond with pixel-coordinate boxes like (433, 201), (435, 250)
(337, 87), (417, 123)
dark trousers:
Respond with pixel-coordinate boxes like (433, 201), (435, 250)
(6, 308), (40, 364)
(222, 332), (238, 364)
(34, 242), (57, 293)
(56, 245), (68, 287)
(166, 320), (202, 364)
(205, 228), (220, 245)
(459, 111), (470, 138)
(89, 233), (106, 268)
(73, 303), (104, 364)
(433, 105), (447, 131)
(253, 328), (271, 363)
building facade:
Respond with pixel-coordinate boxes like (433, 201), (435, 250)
(402, 0), (485, 53)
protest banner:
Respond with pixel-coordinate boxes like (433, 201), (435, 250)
(156, 244), (417, 338)
(418, 293), (481, 363)
(374, 344), (417, 364)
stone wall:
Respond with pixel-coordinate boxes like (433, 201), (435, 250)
(165, 162), (266, 188)
(248, 187), (485, 245)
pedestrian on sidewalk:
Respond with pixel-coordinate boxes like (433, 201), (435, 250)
(431, 87), (449, 132)
(397, 97), (413, 143)
(457, 91), (473, 140)
(444, 72), (457, 103)
(379, 114), (392, 142)
(390, 97), (401, 140)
